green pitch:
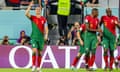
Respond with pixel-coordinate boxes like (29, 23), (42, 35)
(0, 68), (120, 72)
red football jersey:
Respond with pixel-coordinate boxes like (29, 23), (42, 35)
(85, 15), (99, 30)
(101, 15), (118, 35)
(30, 15), (46, 34)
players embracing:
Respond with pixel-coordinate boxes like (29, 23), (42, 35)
(71, 8), (102, 71)
(71, 8), (120, 71)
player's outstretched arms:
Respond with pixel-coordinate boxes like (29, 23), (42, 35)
(25, 1), (34, 18)
(38, 0), (42, 7)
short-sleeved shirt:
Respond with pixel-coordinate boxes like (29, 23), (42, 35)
(78, 24), (86, 40)
(79, 24), (86, 32)
(30, 15), (46, 40)
(101, 15), (118, 36)
(85, 15), (99, 30)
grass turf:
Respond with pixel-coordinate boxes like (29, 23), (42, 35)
(0, 68), (120, 72)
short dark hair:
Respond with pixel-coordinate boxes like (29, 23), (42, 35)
(106, 8), (111, 12)
(4, 36), (8, 38)
(92, 8), (98, 12)
(35, 6), (42, 10)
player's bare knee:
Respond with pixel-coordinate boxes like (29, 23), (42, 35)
(104, 49), (108, 56)
(77, 53), (81, 58)
(38, 51), (42, 56)
(76, 55), (81, 59)
(32, 48), (37, 53)
(32, 50), (36, 56)
(92, 51), (96, 55)
(104, 49), (108, 53)
(110, 50), (114, 57)
(91, 48), (96, 55)
(76, 56), (80, 59)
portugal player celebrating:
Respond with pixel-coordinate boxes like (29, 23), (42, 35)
(100, 8), (120, 71)
(71, 22), (86, 70)
(25, 1), (48, 72)
(84, 8), (102, 71)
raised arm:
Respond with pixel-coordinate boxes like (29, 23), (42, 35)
(38, 0), (42, 7)
(25, 1), (34, 18)
(67, 26), (74, 39)
(44, 21), (49, 41)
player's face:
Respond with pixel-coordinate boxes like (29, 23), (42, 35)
(35, 7), (41, 15)
(92, 10), (98, 17)
(74, 22), (79, 29)
(106, 9), (112, 16)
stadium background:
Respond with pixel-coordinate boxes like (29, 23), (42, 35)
(0, 0), (119, 45)
(0, 0), (120, 72)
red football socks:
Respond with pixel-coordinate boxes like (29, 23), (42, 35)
(104, 55), (108, 67)
(110, 56), (114, 69)
(91, 55), (95, 67)
(85, 56), (89, 65)
(88, 55), (95, 67)
(37, 56), (42, 67)
(32, 56), (36, 66)
(72, 57), (79, 66)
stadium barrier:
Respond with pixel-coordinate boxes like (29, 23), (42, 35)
(0, 45), (120, 69)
